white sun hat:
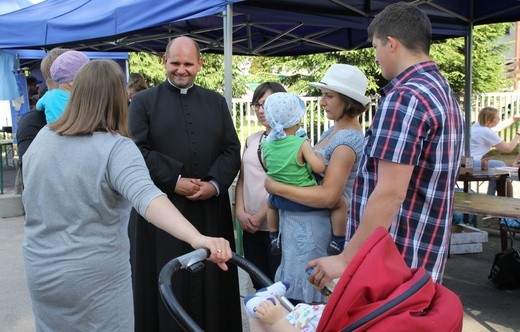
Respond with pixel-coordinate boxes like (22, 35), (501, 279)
(309, 64), (371, 106)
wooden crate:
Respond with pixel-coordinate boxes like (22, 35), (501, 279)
(450, 224), (488, 254)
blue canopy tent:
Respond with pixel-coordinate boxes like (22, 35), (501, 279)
(0, 0), (517, 54)
(0, 0), (239, 51)
(0, 0), (231, 134)
(2, 0), (520, 154)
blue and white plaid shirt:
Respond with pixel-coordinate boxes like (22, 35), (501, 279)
(348, 61), (464, 283)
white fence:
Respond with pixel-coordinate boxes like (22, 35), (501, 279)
(232, 96), (379, 146)
(232, 92), (520, 147)
(472, 92), (520, 141)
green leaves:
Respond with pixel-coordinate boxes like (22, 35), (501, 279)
(128, 52), (164, 86)
(128, 23), (513, 97)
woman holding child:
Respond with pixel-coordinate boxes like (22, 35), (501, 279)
(265, 64), (371, 304)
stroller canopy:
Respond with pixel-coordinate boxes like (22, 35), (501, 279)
(317, 227), (463, 332)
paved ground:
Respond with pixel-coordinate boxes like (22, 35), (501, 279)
(1, 163), (519, 331)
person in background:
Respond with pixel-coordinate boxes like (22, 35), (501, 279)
(22, 59), (232, 331)
(25, 75), (41, 110)
(128, 36), (242, 331)
(36, 50), (89, 123)
(40, 48), (69, 91)
(234, 82), (286, 289)
(264, 63), (370, 304)
(15, 48), (69, 194)
(127, 72), (148, 102)
(470, 106), (520, 196)
(129, 72), (147, 82)
(16, 110), (46, 171)
(307, 2), (464, 289)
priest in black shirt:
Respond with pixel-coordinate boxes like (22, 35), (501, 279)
(128, 36), (242, 332)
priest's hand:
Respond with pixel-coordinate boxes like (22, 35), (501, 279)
(186, 180), (217, 200)
(175, 177), (201, 196)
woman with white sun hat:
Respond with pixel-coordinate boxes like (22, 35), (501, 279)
(265, 63), (371, 304)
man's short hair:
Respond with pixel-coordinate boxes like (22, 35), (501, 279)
(368, 2), (431, 55)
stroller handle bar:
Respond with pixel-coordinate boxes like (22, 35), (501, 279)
(158, 248), (295, 332)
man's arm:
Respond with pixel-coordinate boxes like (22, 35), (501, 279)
(341, 160), (413, 263)
(308, 159), (414, 290)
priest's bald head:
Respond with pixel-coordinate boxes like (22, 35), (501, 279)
(163, 36), (203, 89)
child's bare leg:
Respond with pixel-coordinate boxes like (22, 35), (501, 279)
(267, 204), (279, 233)
(267, 203), (281, 255)
(327, 196), (348, 255)
(331, 196), (347, 237)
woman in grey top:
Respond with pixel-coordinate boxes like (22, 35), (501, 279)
(22, 59), (232, 331)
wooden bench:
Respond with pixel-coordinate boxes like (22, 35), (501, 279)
(453, 192), (520, 251)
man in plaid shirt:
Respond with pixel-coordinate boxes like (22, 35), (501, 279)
(308, 2), (464, 286)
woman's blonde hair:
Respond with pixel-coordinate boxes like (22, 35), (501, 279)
(477, 107), (499, 126)
(49, 59), (130, 137)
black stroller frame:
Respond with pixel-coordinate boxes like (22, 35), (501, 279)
(158, 248), (295, 332)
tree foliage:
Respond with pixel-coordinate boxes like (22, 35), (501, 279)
(430, 23), (513, 94)
(249, 50), (381, 96)
(128, 23), (514, 97)
(127, 52), (164, 86)
(197, 54), (248, 98)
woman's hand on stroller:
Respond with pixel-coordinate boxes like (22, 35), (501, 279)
(192, 236), (232, 271)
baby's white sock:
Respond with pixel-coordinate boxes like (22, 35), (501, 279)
(255, 281), (290, 298)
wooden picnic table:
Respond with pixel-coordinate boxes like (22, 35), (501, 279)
(453, 191), (520, 251)
(0, 139), (14, 194)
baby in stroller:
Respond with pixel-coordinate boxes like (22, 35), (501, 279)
(243, 227), (464, 332)
(244, 281), (324, 331)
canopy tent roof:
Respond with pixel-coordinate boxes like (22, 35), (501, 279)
(0, 0), (238, 53)
(0, 0), (520, 56)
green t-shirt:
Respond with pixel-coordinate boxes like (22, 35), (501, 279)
(262, 135), (317, 187)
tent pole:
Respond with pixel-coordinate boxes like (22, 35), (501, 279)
(223, 3), (233, 113)
(464, 22), (473, 158)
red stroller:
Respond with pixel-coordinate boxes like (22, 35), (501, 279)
(159, 227), (463, 331)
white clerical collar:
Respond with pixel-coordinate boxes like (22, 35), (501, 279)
(167, 78), (193, 95)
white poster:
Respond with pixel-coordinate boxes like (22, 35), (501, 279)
(8, 70), (30, 143)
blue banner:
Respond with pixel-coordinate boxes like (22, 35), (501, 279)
(9, 69), (30, 143)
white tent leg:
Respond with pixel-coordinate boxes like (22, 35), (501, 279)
(223, 3), (233, 113)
